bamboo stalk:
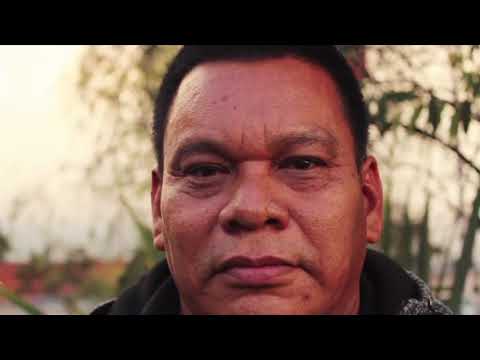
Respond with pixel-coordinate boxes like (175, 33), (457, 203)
(449, 187), (480, 313)
(417, 196), (431, 284)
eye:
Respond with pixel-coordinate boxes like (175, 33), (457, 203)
(278, 156), (327, 170)
(184, 164), (229, 178)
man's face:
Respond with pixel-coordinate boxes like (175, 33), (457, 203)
(152, 57), (383, 314)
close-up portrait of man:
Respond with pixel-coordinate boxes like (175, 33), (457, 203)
(91, 46), (453, 315)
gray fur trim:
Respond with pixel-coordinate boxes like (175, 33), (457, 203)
(399, 271), (454, 315)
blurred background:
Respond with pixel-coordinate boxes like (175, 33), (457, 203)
(0, 45), (479, 314)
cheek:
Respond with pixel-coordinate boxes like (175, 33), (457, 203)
(160, 184), (225, 278)
(162, 182), (212, 231)
(290, 183), (366, 279)
(293, 183), (363, 235)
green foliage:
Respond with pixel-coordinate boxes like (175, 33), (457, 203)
(69, 44), (480, 313)
(449, 188), (480, 313)
(417, 196), (431, 283)
(365, 46), (479, 143)
(384, 90), (418, 103)
(9, 245), (118, 314)
(73, 45), (178, 304)
(116, 196), (164, 292)
(449, 107), (460, 142)
(463, 72), (480, 98)
(78, 278), (117, 300)
(0, 230), (10, 261)
(459, 100), (472, 133)
(427, 95), (445, 135)
(409, 105), (423, 133)
(380, 191), (394, 257)
(0, 283), (45, 315)
(76, 45), (180, 196)
(16, 249), (52, 293)
(378, 193), (440, 290)
(361, 45), (480, 311)
(398, 203), (414, 271)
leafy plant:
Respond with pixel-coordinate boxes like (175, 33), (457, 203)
(0, 230), (10, 261)
(116, 196), (164, 292)
(69, 45), (480, 313)
(0, 282), (45, 315)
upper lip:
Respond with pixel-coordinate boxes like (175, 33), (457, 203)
(218, 256), (293, 273)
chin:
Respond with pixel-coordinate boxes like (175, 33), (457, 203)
(210, 294), (327, 315)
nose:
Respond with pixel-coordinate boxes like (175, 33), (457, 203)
(219, 169), (289, 234)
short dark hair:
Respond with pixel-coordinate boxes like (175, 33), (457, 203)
(153, 45), (369, 169)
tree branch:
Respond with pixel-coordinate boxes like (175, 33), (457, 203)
(399, 124), (480, 178)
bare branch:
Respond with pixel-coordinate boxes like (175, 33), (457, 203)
(399, 124), (480, 178)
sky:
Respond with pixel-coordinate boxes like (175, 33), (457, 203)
(0, 46), (80, 191)
(0, 46), (138, 261)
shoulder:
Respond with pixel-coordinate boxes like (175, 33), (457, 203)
(400, 271), (453, 315)
(88, 260), (173, 315)
(363, 249), (453, 314)
(90, 299), (116, 315)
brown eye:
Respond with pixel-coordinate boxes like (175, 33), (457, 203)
(185, 164), (229, 177)
(279, 157), (326, 170)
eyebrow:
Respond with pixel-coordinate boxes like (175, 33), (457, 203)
(170, 129), (339, 167)
(170, 140), (234, 169)
(269, 130), (338, 158)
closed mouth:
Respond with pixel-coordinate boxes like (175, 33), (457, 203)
(218, 256), (293, 272)
(216, 256), (297, 287)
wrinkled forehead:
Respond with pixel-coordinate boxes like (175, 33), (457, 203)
(169, 56), (346, 114)
(164, 57), (353, 159)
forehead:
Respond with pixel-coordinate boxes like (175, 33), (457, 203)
(165, 56), (353, 157)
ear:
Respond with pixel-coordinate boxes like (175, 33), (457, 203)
(360, 156), (384, 245)
(151, 168), (166, 251)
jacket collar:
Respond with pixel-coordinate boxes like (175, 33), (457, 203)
(93, 249), (452, 315)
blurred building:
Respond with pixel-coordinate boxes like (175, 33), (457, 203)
(0, 261), (124, 315)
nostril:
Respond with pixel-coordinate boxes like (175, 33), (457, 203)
(265, 218), (283, 229)
(227, 219), (243, 233)
(223, 216), (284, 234)
(266, 218), (281, 227)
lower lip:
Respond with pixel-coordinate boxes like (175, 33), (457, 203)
(223, 265), (296, 286)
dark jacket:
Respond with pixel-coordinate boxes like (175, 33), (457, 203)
(91, 249), (453, 315)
